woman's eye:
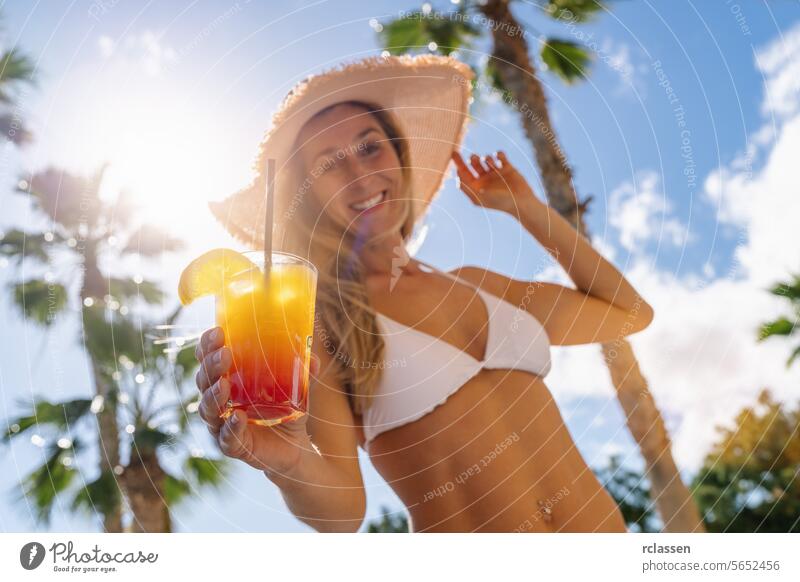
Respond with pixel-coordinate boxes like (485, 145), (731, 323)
(360, 142), (380, 156)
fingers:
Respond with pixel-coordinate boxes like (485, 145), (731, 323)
(451, 152), (480, 204)
(485, 155), (500, 172)
(195, 346), (232, 393)
(470, 154), (488, 176)
(451, 151), (475, 179)
(218, 409), (257, 463)
(198, 377), (231, 436)
(196, 326), (224, 362)
(485, 151), (509, 173)
(454, 150), (507, 177)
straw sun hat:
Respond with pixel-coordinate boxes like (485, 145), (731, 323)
(209, 54), (475, 249)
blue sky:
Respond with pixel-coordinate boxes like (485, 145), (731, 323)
(1, 1), (799, 532)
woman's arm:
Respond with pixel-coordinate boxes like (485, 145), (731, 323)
(266, 339), (366, 532)
(195, 327), (365, 532)
(452, 151), (654, 345)
(515, 194), (652, 319)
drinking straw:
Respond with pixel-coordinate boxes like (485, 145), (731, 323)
(264, 158), (275, 282)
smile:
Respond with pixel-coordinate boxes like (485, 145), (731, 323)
(349, 190), (387, 212)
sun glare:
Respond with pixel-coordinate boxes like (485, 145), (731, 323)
(87, 90), (235, 230)
(51, 45), (251, 236)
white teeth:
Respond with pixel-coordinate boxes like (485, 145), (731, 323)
(350, 190), (386, 211)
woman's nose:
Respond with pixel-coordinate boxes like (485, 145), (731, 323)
(338, 155), (370, 185)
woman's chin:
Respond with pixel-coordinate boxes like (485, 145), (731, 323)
(353, 204), (401, 234)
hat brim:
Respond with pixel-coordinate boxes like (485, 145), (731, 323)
(210, 54), (474, 249)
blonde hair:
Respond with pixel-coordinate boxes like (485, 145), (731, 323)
(276, 101), (415, 414)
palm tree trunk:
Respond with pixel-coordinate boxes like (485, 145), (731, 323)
(89, 359), (124, 533)
(82, 246), (123, 533)
(122, 450), (171, 532)
(600, 342), (704, 531)
(480, 0), (704, 532)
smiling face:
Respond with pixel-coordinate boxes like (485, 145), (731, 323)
(294, 102), (407, 239)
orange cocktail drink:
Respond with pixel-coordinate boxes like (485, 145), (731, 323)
(217, 251), (317, 426)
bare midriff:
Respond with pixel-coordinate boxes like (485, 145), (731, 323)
(363, 368), (627, 533)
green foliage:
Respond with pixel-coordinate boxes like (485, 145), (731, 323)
(162, 457), (228, 506)
(787, 346), (800, 368)
(759, 317), (796, 339)
(378, 5), (595, 90)
(19, 166), (104, 228)
(770, 276), (800, 301)
(692, 389), (800, 532)
(2, 397), (93, 442)
(379, 16), (429, 53)
(543, 0), (604, 23)
(173, 345), (200, 381)
(759, 273), (800, 367)
(19, 439), (83, 525)
(378, 7), (479, 55)
(540, 38), (592, 83)
(108, 277), (164, 305)
(70, 469), (122, 519)
(0, 229), (53, 262)
(0, 48), (36, 102)
(594, 455), (660, 532)
(2, 58), (205, 529)
(185, 456), (229, 487)
(366, 505), (409, 532)
(11, 279), (68, 326)
(82, 305), (146, 375)
(0, 112), (32, 145)
(484, 58), (508, 96)
(164, 474), (192, 505)
(0, 39), (36, 144)
(130, 427), (174, 453)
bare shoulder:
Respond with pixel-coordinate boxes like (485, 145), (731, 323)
(448, 265), (653, 345)
(448, 265), (536, 301)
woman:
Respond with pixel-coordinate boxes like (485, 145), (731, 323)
(194, 55), (654, 532)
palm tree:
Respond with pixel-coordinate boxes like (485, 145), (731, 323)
(0, 164), (226, 531)
(2, 313), (229, 532)
(366, 505), (410, 532)
(758, 273), (800, 367)
(379, 0), (704, 531)
(0, 15), (36, 145)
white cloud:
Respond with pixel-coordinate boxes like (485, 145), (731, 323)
(705, 22), (800, 289)
(722, 116), (800, 287)
(608, 170), (689, 252)
(97, 35), (115, 58)
(550, 251), (800, 471)
(549, 27), (800, 473)
(601, 38), (634, 80)
(96, 30), (177, 76)
(599, 38), (649, 97)
(625, 263), (800, 471)
(755, 20), (800, 120)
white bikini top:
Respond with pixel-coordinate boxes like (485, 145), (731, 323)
(361, 261), (552, 444)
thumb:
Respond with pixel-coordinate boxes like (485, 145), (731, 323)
(218, 409), (258, 464)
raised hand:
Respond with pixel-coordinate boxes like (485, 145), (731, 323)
(451, 150), (538, 215)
